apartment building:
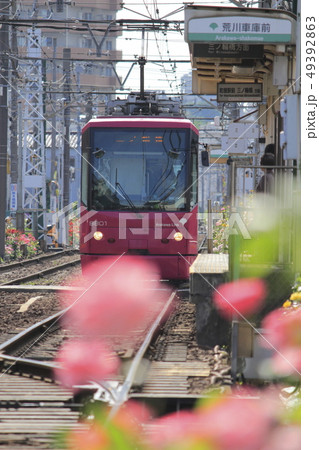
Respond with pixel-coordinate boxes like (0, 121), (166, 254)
(17, 1), (123, 110)
(10, 1), (123, 210)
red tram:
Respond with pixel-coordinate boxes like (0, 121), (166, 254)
(80, 93), (199, 280)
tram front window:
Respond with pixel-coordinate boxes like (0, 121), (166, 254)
(90, 128), (191, 211)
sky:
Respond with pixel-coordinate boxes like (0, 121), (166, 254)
(115, 1), (236, 94)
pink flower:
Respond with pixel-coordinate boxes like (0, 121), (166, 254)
(212, 277), (267, 320)
(147, 410), (197, 449)
(261, 307), (301, 349)
(196, 395), (273, 450)
(148, 389), (278, 450)
(66, 423), (110, 450)
(61, 256), (169, 338)
(112, 400), (153, 436)
(54, 339), (119, 392)
(260, 306), (301, 376)
(66, 400), (152, 449)
(5, 245), (13, 255)
(271, 347), (301, 376)
(261, 425), (301, 450)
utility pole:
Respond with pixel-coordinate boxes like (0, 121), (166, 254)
(50, 39), (57, 183)
(49, 38), (58, 222)
(20, 27), (47, 242)
(62, 48), (71, 245)
(0, 0), (10, 259)
(9, 0), (24, 231)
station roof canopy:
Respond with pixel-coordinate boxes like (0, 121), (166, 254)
(184, 5), (297, 95)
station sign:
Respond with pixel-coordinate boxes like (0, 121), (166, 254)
(217, 83), (263, 102)
(222, 137), (252, 154)
(10, 184), (17, 211)
(193, 43), (264, 59)
(228, 122), (259, 139)
(226, 155), (254, 166)
(185, 7), (296, 45)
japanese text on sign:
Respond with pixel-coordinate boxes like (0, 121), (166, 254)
(217, 83), (263, 102)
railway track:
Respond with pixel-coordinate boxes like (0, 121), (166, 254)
(0, 259), (80, 287)
(0, 306), (84, 449)
(0, 285), (175, 448)
(0, 249), (78, 272)
(0, 244), (232, 448)
(0, 278), (231, 448)
(0, 250), (80, 286)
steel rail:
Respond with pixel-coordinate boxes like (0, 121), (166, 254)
(0, 309), (65, 354)
(0, 249), (78, 273)
(0, 287), (177, 406)
(0, 309), (66, 378)
(106, 289), (176, 419)
(0, 258), (80, 286)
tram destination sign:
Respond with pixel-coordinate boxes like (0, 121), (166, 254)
(217, 83), (263, 102)
(193, 43), (263, 59)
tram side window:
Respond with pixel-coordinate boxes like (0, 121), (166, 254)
(190, 135), (198, 207)
(81, 142), (89, 207)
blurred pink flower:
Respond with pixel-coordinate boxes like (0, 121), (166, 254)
(212, 277), (267, 320)
(261, 307), (301, 349)
(271, 347), (301, 376)
(112, 400), (153, 436)
(148, 388), (281, 450)
(147, 410), (197, 449)
(260, 306), (301, 376)
(196, 395), (273, 450)
(54, 339), (119, 392)
(66, 422), (110, 450)
(61, 256), (169, 337)
(261, 425), (301, 450)
(67, 400), (153, 449)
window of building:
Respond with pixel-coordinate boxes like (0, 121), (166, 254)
(17, 35), (26, 47)
(84, 64), (94, 74)
(83, 12), (92, 21)
(105, 67), (113, 77)
(82, 38), (93, 49)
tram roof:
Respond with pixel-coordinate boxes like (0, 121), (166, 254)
(82, 116), (199, 135)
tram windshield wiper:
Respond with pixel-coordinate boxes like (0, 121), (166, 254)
(115, 181), (137, 210)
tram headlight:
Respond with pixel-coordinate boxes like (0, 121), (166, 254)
(173, 232), (183, 242)
(93, 231), (103, 241)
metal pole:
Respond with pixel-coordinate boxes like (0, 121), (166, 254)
(230, 160), (236, 210)
(139, 56), (146, 101)
(62, 48), (71, 246)
(17, 101), (24, 231)
(0, 0), (9, 258)
(207, 199), (213, 253)
(50, 39), (57, 182)
(9, 3), (21, 229)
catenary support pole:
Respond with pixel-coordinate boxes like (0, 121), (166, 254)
(0, 0), (10, 258)
(62, 48), (71, 245)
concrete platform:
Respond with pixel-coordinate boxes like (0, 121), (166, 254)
(190, 253), (229, 275)
(189, 253), (231, 349)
